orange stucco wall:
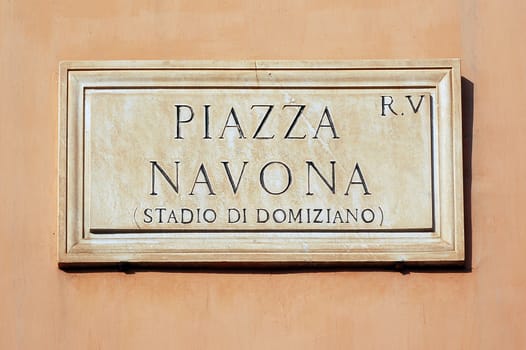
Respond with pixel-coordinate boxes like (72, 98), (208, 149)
(1, 1), (525, 349)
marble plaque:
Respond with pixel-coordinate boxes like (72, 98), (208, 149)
(58, 60), (464, 266)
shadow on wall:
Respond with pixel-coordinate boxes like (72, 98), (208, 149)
(461, 77), (474, 273)
(62, 78), (475, 275)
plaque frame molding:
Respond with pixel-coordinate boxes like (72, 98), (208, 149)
(58, 59), (464, 266)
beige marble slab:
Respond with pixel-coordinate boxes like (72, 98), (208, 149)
(58, 60), (464, 265)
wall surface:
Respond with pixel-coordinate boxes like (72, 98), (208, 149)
(1, 1), (525, 349)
